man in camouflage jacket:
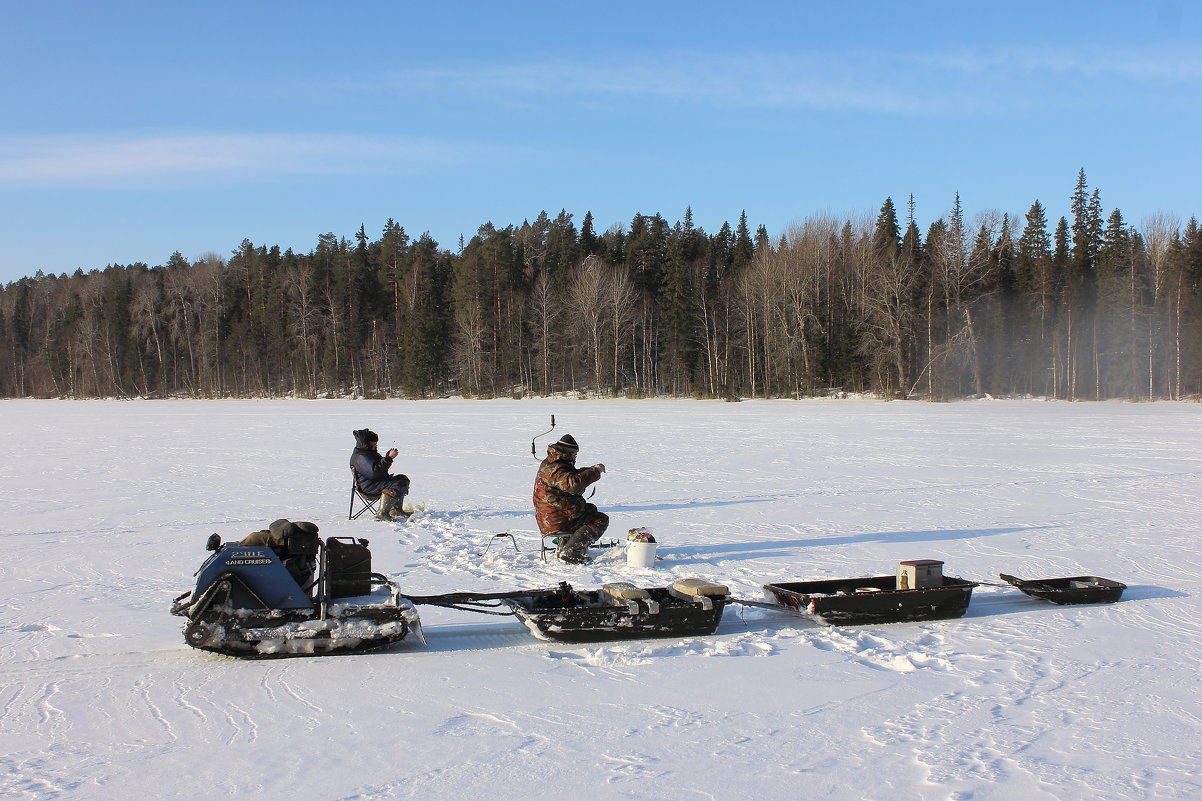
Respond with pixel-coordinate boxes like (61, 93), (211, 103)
(533, 434), (608, 563)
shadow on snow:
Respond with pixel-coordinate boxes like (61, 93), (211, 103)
(662, 526), (1046, 566)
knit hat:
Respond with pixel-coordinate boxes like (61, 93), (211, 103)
(552, 434), (579, 452)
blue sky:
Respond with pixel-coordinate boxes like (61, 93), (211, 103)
(1, 1), (1198, 284)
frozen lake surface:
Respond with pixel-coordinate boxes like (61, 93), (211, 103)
(2, 398), (1200, 801)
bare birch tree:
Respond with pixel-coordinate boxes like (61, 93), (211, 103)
(568, 255), (607, 391)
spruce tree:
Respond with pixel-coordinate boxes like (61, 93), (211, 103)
(733, 212), (754, 271)
(580, 211), (598, 256)
(873, 197), (901, 264)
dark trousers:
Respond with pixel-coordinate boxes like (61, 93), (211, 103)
(377, 475), (410, 498)
(557, 505), (609, 562)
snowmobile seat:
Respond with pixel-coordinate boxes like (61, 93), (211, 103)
(349, 469), (381, 520)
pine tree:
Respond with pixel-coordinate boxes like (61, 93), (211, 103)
(733, 211), (755, 271)
(1065, 171), (1102, 399)
(1096, 208), (1135, 396)
(659, 216), (703, 395)
(1014, 202), (1055, 393)
(400, 234), (450, 396)
(580, 211), (598, 256)
(1173, 218), (1202, 396)
(987, 214), (1018, 393)
(873, 197), (901, 264)
(755, 224), (771, 254)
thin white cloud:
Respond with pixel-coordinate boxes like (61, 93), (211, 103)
(371, 45), (1200, 115)
(380, 54), (934, 113)
(912, 46), (1202, 81)
(0, 133), (482, 186)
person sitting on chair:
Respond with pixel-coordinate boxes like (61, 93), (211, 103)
(533, 433), (608, 564)
(351, 428), (411, 522)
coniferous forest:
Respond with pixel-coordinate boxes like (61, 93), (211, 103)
(3, 171), (1201, 401)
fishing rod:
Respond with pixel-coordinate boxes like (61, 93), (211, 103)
(530, 412), (594, 497)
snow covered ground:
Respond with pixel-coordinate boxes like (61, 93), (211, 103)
(2, 398), (1200, 801)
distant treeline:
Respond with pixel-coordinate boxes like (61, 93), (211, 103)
(3, 171), (1201, 401)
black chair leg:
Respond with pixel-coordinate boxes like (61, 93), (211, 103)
(350, 488), (380, 520)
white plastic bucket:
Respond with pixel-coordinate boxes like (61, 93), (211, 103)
(626, 541), (658, 568)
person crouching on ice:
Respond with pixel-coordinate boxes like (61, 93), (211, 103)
(533, 434), (608, 564)
(351, 428), (411, 522)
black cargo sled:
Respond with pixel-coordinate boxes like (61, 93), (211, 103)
(760, 560), (975, 625)
(499, 578), (730, 643)
(170, 532), (421, 657)
(999, 573), (1126, 605)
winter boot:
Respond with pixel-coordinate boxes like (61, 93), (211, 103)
(577, 513), (609, 545)
(555, 533), (589, 564)
(375, 491), (402, 522)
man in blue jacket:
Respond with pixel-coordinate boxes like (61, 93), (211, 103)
(351, 429), (411, 522)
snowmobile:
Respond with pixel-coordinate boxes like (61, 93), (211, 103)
(170, 531), (422, 657)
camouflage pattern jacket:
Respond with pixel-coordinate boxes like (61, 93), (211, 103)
(533, 449), (602, 535)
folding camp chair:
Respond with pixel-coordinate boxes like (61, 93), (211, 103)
(349, 469), (381, 520)
(541, 532), (621, 563)
(540, 532), (567, 563)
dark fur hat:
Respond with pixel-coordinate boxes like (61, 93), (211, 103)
(353, 429), (379, 447)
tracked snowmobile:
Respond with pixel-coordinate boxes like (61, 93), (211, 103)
(170, 524), (422, 657)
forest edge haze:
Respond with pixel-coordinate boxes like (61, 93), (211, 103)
(3, 171), (1200, 401)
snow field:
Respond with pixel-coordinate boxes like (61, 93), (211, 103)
(1, 398), (1200, 801)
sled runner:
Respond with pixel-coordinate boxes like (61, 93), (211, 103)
(762, 562), (975, 625)
(999, 573), (1126, 605)
(499, 578), (729, 643)
(171, 534), (421, 657)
